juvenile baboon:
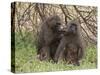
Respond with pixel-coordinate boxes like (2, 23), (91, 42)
(54, 19), (84, 66)
(37, 15), (63, 61)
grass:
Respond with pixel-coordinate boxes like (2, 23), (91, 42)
(13, 32), (97, 73)
(14, 44), (97, 73)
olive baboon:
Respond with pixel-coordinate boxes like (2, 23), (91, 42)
(37, 15), (63, 61)
(54, 19), (84, 66)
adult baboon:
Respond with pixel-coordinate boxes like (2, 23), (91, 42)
(37, 15), (63, 61)
(54, 19), (84, 66)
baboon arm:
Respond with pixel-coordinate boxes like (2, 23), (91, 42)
(54, 38), (66, 62)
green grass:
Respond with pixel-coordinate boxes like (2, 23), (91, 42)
(13, 32), (97, 73)
(14, 44), (97, 73)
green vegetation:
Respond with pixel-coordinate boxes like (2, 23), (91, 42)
(14, 32), (97, 73)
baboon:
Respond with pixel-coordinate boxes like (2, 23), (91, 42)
(37, 15), (63, 61)
(54, 19), (84, 66)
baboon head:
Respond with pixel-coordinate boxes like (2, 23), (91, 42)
(67, 19), (80, 35)
(46, 15), (63, 32)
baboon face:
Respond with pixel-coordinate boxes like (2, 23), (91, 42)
(47, 15), (63, 32)
(67, 23), (77, 34)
